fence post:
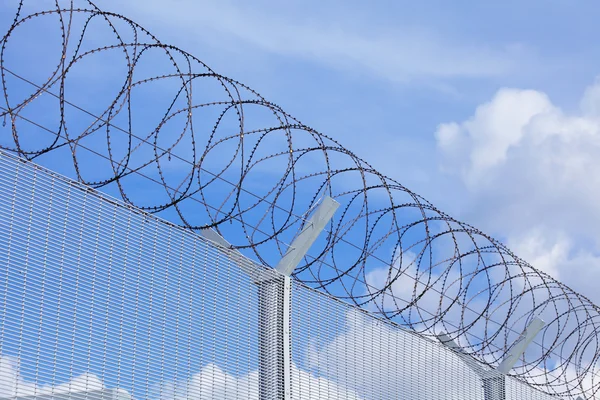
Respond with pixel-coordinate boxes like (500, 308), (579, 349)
(257, 275), (289, 399)
(257, 197), (339, 400)
(438, 317), (544, 400)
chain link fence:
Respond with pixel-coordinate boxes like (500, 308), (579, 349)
(0, 150), (569, 399)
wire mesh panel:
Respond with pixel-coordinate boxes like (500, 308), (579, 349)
(0, 150), (577, 400)
(291, 282), (560, 400)
(0, 151), (268, 399)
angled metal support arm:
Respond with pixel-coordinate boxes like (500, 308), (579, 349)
(438, 317), (544, 400)
(258, 196), (339, 400)
(275, 196), (340, 277)
(199, 197), (339, 399)
(497, 317), (545, 375)
(437, 332), (490, 377)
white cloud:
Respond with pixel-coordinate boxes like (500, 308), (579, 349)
(0, 355), (104, 398)
(433, 80), (600, 397)
(304, 309), (560, 399)
(0, 354), (361, 400)
(150, 364), (256, 400)
(436, 88), (556, 184)
(150, 362), (362, 400)
(435, 77), (600, 302)
(365, 249), (461, 326)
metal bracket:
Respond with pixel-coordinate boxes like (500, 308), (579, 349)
(258, 196), (339, 400)
(275, 196), (339, 277)
(437, 332), (490, 377)
(438, 317), (545, 400)
(497, 317), (545, 374)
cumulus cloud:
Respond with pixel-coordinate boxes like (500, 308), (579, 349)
(0, 354), (361, 400)
(435, 78), (600, 302)
(150, 362), (362, 400)
(0, 355), (104, 398)
(304, 309), (560, 399)
(149, 310), (556, 399)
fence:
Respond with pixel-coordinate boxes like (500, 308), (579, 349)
(0, 150), (562, 399)
(4, 1), (600, 397)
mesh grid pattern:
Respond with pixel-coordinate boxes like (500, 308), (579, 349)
(291, 283), (560, 400)
(0, 151), (271, 399)
(0, 150), (573, 399)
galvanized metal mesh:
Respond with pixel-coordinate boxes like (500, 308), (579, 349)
(0, 150), (273, 399)
(0, 150), (573, 400)
(291, 283), (561, 400)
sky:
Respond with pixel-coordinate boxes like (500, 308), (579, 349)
(94, 0), (600, 304)
(98, 1), (600, 395)
(3, 0), (600, 398)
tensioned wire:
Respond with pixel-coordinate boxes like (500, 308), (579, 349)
(0, 65), (556, 332)
(0, 68), (545, 342)
(0, 104), (535, 348)
(0, 65), (557, 339)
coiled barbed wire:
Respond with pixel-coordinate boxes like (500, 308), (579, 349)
(1, 1), (599, 398)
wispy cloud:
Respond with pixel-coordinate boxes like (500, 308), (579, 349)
(107, 0), (533, 85)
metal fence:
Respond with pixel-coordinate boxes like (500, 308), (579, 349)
(0, 152), (566, 399)
(4, 1), (600, 398)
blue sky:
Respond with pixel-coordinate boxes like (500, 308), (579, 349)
(96, 2), (600, 393)
(89, 0), (597, 198)
(91, 0), (600, 308)
(3, 0), (600, 397)
(103, 0), (600, 144)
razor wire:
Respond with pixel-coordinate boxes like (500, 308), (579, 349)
(1, 1), (600, 398)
